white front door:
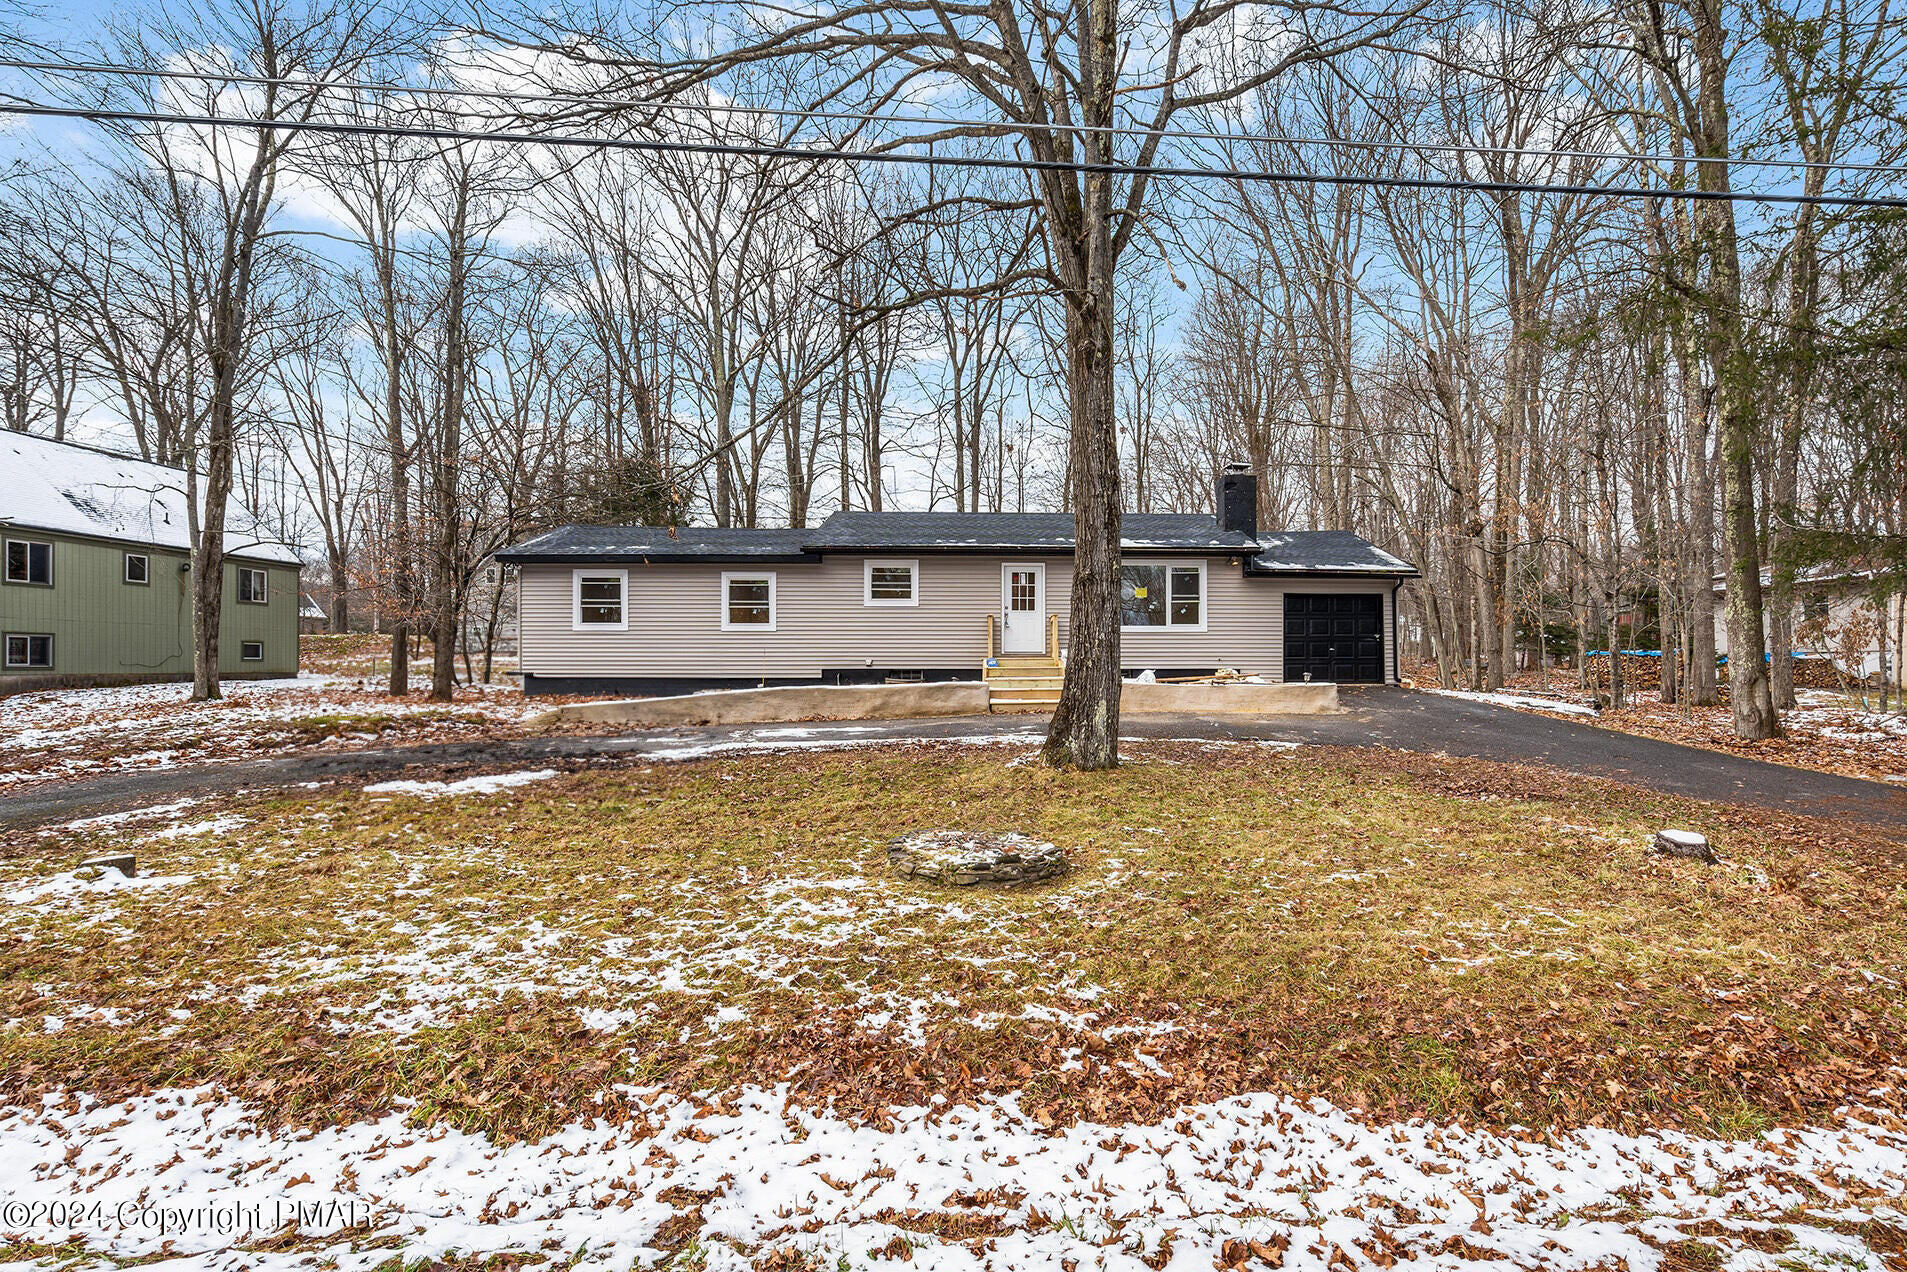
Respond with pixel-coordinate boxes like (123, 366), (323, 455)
(1001, 564), (1046, 654)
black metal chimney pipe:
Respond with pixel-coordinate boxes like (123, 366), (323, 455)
(1217, 461), (1257, 538)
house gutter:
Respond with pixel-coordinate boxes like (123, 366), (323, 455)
(494, 551), (825, 566)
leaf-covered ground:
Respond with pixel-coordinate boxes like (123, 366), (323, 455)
(4, 739), (1906, 1270)
(5, 740), (1903, 1138)
(0, 637), (622, 789)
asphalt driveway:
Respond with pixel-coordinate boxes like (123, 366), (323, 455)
(4, 686), (1903, 830)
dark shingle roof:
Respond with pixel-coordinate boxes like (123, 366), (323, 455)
(496, 524), (816, 563)
(1248, 531), (1418, 575)
(497, 515), (1418, 574)
(805, 511), (1259, 552)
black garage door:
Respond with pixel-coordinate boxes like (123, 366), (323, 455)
(1283, 593), (1385, 683)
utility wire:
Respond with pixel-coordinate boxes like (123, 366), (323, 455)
(8, 55), (1907, 179)
(4, 101), (1904, 208)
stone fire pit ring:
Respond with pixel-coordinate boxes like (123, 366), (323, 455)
(887, 830), (1070, 888)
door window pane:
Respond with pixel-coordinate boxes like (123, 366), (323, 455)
(1009, 571), (1038, 611)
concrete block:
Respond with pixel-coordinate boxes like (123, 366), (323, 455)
(1120, 680), (1340, 715)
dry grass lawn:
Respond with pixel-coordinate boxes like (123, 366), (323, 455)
(4, 739), (1903, 1144)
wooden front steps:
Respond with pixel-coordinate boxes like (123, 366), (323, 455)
(985, 655), (1063, 712)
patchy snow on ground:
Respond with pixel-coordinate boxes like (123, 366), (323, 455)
(4, 1083), (1905, 1272)
(44, 799), (206, 834)
(1429, 689), (1602, 717)
(1786, 705), (1907, 744)
(145, 814), (249, 841)
(0, 674), (542, 786)
(4, 867), (195, 907)
(363, 769), (559, 799)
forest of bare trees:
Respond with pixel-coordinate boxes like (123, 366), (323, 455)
(1, 0), (1903, 755)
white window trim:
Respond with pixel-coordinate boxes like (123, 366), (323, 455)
(1119, 559), (1209, 634)
(863, 558), (920, 607)
(4, 538), (52, 586)
(238, 566), (269, 605)
(571, 568), (629, 632)
(720, 571), (778, 632)
(125, 552), (149, 584)
(4, 633), (52, 668)
(240, 640), (265, 661)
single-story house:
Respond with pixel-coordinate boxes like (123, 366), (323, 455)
(497, 469), (1419, 697)
(1, 431), (302, 694)
(1714, 566), (1904, 687)
(299, 592), (329, 635)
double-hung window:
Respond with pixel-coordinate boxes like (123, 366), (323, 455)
(4, 539), (51, 586)
(4, 634), (52, 668)
(572, 569), (628, 631)
(864, 559), (919, 606)
(721, 572), (776, 631)
(238, 567), (268, 604)
(1120, 562), (1205, 630)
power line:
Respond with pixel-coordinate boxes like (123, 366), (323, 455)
(5, 100), (1905, 209)
(8, 55), (1907, 180)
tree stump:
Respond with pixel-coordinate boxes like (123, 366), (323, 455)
(1652, 830), (1717, 864)
(887, 831), (1069, 887)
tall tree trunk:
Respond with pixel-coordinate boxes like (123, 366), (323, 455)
(1043, 0), (1122, 771)
(430, 188), (469, 705)
(1044, 270), (1122, 770)
(1767, 193), (1822, 711)
(329, 544), (350, 632)
(380, 253), (412, 697)
(1692, 5), (1779, 739)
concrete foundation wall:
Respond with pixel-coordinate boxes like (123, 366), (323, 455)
(531, 680), (992, 729)
(1122, 680), (1339, 714)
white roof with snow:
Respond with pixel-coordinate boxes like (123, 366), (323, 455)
(0, 432), (300, 564)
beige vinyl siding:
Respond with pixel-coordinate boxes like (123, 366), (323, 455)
(519, 555), (1397, 682)
(522, 556), (1069, 679)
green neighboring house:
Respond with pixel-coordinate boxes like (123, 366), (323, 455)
(1, 432), (303, 694)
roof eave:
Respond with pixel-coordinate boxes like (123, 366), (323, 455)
(1245, 564), (1422, 579)
(799, 543), (1254, 554)
(496, 550), (823, 565)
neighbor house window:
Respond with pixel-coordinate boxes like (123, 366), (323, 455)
(238, 567), (268, 604)
(571, 569), (628, 631)
(864, 559), (918, 606)
(1120, 562), (1205, 629)
(721, 572), (776, 631)
(124, 553), (149, 585)
(4, 634), (52, 668)
(240, 640), (264, 661)
(4, 539), (51, 586)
